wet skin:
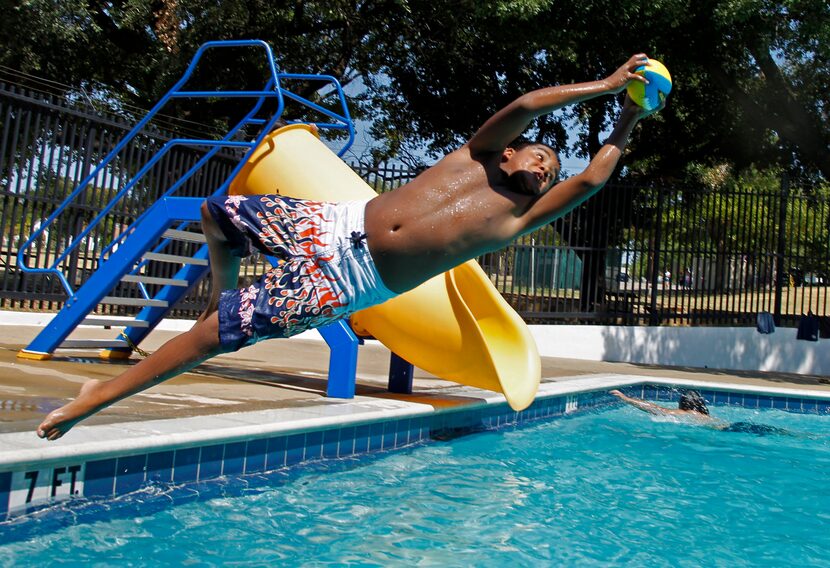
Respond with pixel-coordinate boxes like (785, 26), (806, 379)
(38, 54), (657, 440)
(365, 143), (560, 293)
(35, 148), (560, 441)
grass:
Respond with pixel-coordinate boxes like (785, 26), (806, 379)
(489, 272), (829, 324)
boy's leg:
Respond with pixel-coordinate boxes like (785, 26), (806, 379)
(37, 311), (226, 440)
(37, 200), (244, 440)
(198, 200), (242, 322)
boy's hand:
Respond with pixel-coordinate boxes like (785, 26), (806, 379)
(604, 54), (650, 94)
(623, 92), (666, 119)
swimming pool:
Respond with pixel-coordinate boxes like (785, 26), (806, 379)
(2, 383), (829, 565)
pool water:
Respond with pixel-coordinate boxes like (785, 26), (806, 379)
(2, 403), (829, 566)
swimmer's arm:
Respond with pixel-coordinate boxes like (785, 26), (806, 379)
(609, 389), (670, 416)
(468, 54), (648, 153)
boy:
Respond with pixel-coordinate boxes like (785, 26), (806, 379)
(39, 54), (660, 440)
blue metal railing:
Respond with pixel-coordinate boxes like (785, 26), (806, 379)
(16, 39), (355, 296)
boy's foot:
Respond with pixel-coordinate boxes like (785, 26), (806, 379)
(37, 379), (104, 441)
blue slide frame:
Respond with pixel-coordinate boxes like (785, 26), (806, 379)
(18, 40), (413, 398)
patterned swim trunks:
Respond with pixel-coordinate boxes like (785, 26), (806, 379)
(204, 194), (397, 351)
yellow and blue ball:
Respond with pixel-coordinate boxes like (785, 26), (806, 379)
(626, 59), (672, 112)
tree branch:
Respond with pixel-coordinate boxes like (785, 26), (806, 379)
(706, 53), (830, 179)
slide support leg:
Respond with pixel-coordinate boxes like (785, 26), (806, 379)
(318, 320), (360, 399)
(388, 352), (414, 394)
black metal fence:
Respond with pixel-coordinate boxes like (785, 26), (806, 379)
(481, 177), (829, 327)
(1, 77), (827, 327)
(0, 74), (245, 316)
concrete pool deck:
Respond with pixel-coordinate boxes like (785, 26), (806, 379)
(2, 317), (830, 438)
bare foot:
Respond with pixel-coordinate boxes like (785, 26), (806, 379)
(37, 379), (104, 441)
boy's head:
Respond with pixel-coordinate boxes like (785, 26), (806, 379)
(500, 139), (560, 196)
(678, 390), (709, 415)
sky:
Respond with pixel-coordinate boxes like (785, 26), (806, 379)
(329, 76), (593, 175)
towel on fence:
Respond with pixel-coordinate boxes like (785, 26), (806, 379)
(820, 317), (830, 339)
(756, 312), (775, 334)
(796, 313), (820, 341)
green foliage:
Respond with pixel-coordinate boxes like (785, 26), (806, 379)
(1, 1), (398, 133)
(365, 0), (829, 179)
(667, 166), (782, 257)
(1, 0), (826, 179)
(634, 165), (830, 290)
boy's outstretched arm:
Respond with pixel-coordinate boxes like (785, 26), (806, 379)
(517, 95), (661, 231)
(609, 389), (670, 416)
(468, 54), (649, 154)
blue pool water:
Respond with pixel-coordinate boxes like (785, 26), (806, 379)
(2, 403), (829, 566)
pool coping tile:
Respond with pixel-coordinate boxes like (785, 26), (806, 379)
(0, 396), (436, 470)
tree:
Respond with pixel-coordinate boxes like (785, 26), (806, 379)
(0, 1), (406, 133)
(364, 0), (828, 181)
(3, 1), (826, 316)
(629, 0), (830, 183)
(4, 1), (825, 179)
(358, 0), (827, 312)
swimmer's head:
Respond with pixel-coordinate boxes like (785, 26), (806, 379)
(501, 139), (560, 196)
(678, 390), (709, 415)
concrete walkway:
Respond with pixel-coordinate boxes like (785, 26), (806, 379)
(2, 319), (829, 436)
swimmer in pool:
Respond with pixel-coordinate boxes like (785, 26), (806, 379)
(609, 389), (718, 425)
(609, 389), (791, 435)
(38, 54), (662, 440)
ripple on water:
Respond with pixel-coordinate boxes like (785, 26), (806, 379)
(2, 406), (830, 566)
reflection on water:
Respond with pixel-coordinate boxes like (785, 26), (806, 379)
(2, 405), (830, 566)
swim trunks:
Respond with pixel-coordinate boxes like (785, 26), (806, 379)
(722, 421), (786, 436)
(204, 194), (397, 351)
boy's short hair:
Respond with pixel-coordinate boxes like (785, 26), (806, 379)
(678, 390), (709, 415)
(507, 138), (560, 187)
(507, 137), (557, 155)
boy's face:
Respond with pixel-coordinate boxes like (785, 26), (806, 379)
(500, 144), (561, 196)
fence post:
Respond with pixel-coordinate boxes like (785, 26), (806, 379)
(648, 185), (664, 326)
(773, 173), (789, 326)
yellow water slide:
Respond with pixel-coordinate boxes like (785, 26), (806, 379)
(229, 124), (540, 410)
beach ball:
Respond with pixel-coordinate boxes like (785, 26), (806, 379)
(627, 59), (672, 112)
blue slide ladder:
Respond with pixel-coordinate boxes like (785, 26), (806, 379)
(17, 40), (413, 398)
